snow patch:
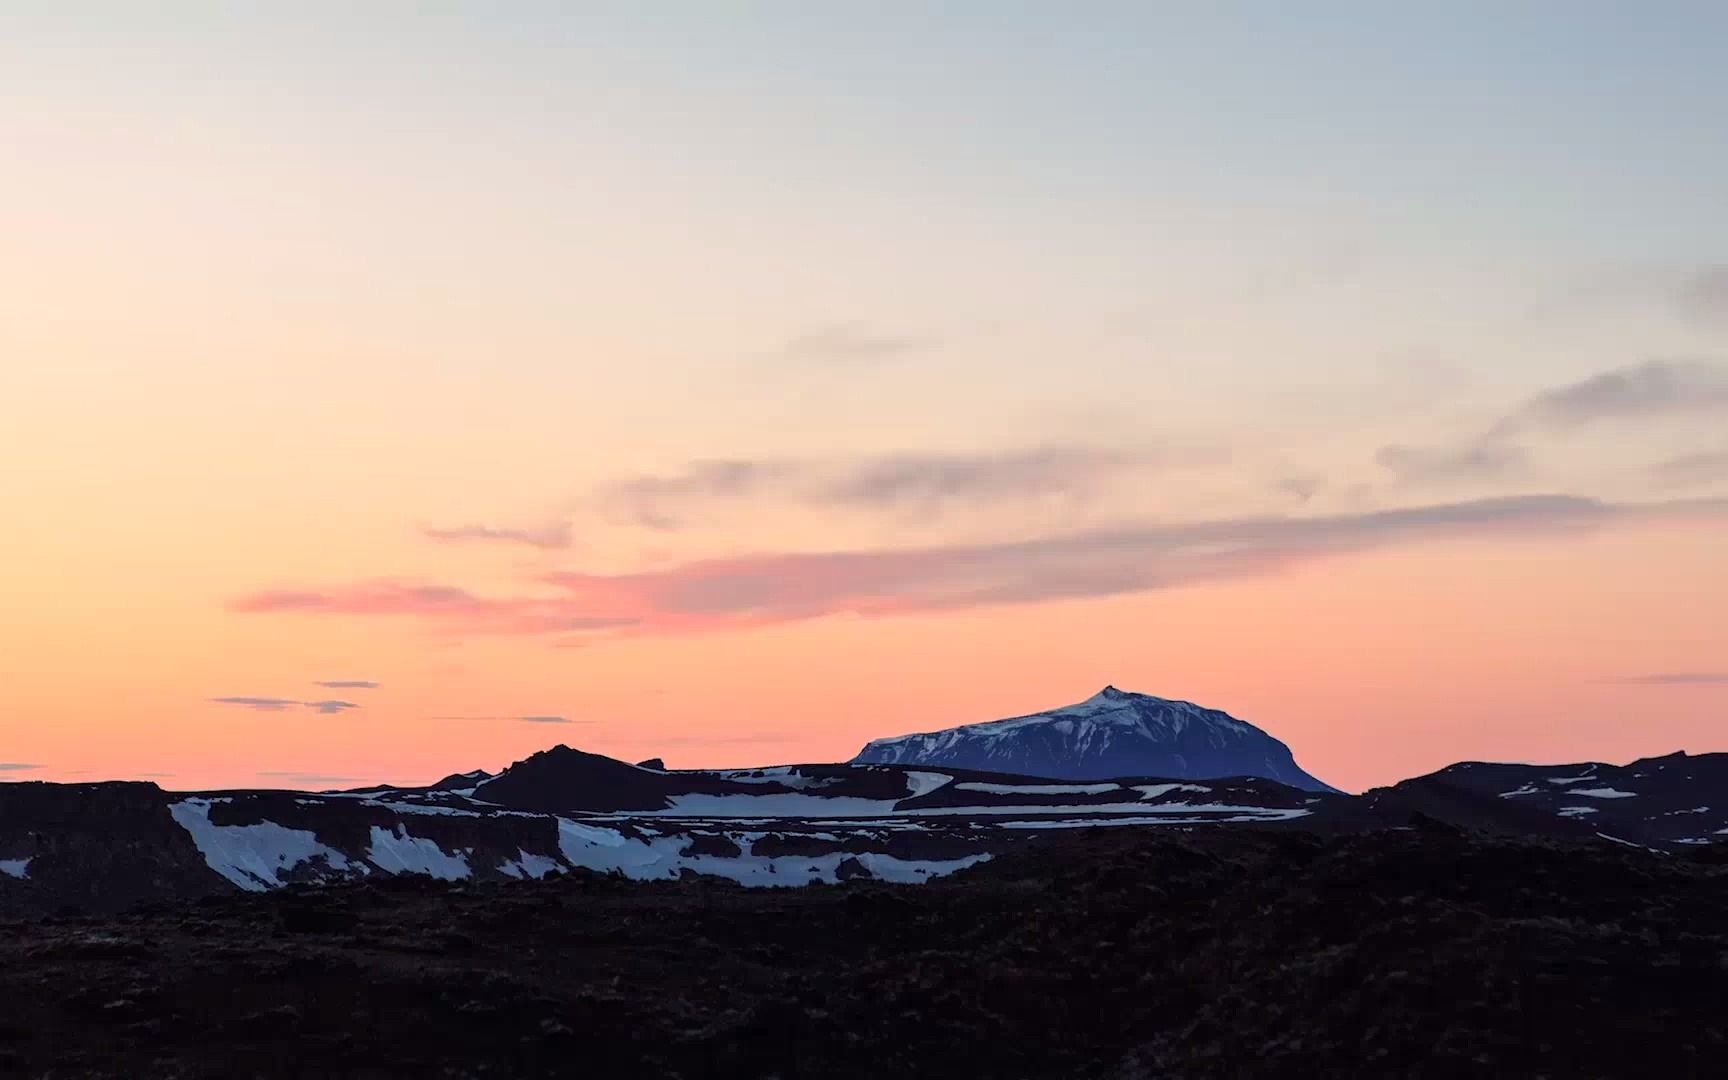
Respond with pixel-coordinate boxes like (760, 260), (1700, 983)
(900, 801), (1308, 819)
(1594, 832), (1663, 854)
(551, 819), (984, 886)
(496, 850), (562, 879)
(1571, 787), (1638, 799)
(0, 858), (30, 879)
(169, 799), (352, 892)
(652, 793), (897, 818)
(904, 771), (955, 798)
(995, 809), (1310, 829)
(1133, 783), (1214, 799)
(1556, 806), (1599, 818)
(709, 768), (839, 790)
(362, 800), (483, 817)
(365, 825), (471, 880)
(954, 782), (1119, 796)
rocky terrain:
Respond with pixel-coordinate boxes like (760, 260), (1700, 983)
(1363, 750), (1728, 850)
(0, 825), (1722, 1078)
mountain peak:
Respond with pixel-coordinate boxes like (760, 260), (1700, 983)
(472, 744), (672, 811)
(855, 689), (1337, 792)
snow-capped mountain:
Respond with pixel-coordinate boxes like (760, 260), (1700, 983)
(854, 686), (1338, 792)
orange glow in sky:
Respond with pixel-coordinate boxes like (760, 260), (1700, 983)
(2, 10), (1725, 794)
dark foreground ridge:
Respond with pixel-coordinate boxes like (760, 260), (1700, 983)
(2, 827), (1723, 1078)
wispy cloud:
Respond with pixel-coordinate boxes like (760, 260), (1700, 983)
(211, 696), (362, 715)
(1374, 440), (1526, 483)
(606, 460), (798, 530)
(234, 494), (1728, 640)
(0, 763), (42, 772)
(429, 714), (590, 724)
(651, 733), (796, 746)
(1380, 361), (1728, 484)
(776, 323), (938, 365)
(418, 521), (573, 550)
(1490, 360), (1728, 438)
(1272, 473), (1326, 503)
(603, 444), (1196, 528)
(1610, 672), (1728, 686)
(257, 771), (367, 786)
(1678, 267), (1728, 326)
(819, 446), (1183, 512)
(1650, 449), (1728, 487)
(211, 696), (300, 711)
(314, 679), (379, 689)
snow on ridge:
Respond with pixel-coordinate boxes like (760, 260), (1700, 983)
(1571, 787), (1638, 800)
(904, 771), (955, 798)
(169, 798), (353, 892)
(365, 825), (471, 880)
(636, 788), (1302, 820)
(1133, 783), (1213, 799)
(362, 799), (483, 818)
(496, 850), (562, 880)
(1594, 832), (1664, 854)
(994, 807), (1311, 829)
(708, 768), (841, 791)
(550, 819), (989, 886)
(653, 793), (897, 818)
(955, 781), (1119, 796)
(900, 801), (1308, 819)
(859, 688), (1253, 752)
(0, 858), (30, 879)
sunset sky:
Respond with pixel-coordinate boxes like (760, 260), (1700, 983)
(2, 5), (1725, 794)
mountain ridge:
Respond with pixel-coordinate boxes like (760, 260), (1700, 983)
(6, 700), (1727, 916)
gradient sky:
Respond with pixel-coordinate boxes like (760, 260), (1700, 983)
(2, 4), (1726, 794)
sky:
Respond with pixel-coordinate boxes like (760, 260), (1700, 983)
(1, 4), (1725, 794)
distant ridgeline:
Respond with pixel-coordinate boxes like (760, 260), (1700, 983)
(3, 686), (1725, 915)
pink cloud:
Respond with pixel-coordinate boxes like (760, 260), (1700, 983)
(230, 495), (1728, 639)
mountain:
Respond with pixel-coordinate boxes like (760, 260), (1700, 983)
(8, 725), (1727, 917)
(469, 745), (680, 811)
(1365, 751), (1728, 851)
(0, 744), (1341, 915)
(0, 781), (231, 916)
(425, 768), (491, 792)
(854, 686), (1338, 792)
